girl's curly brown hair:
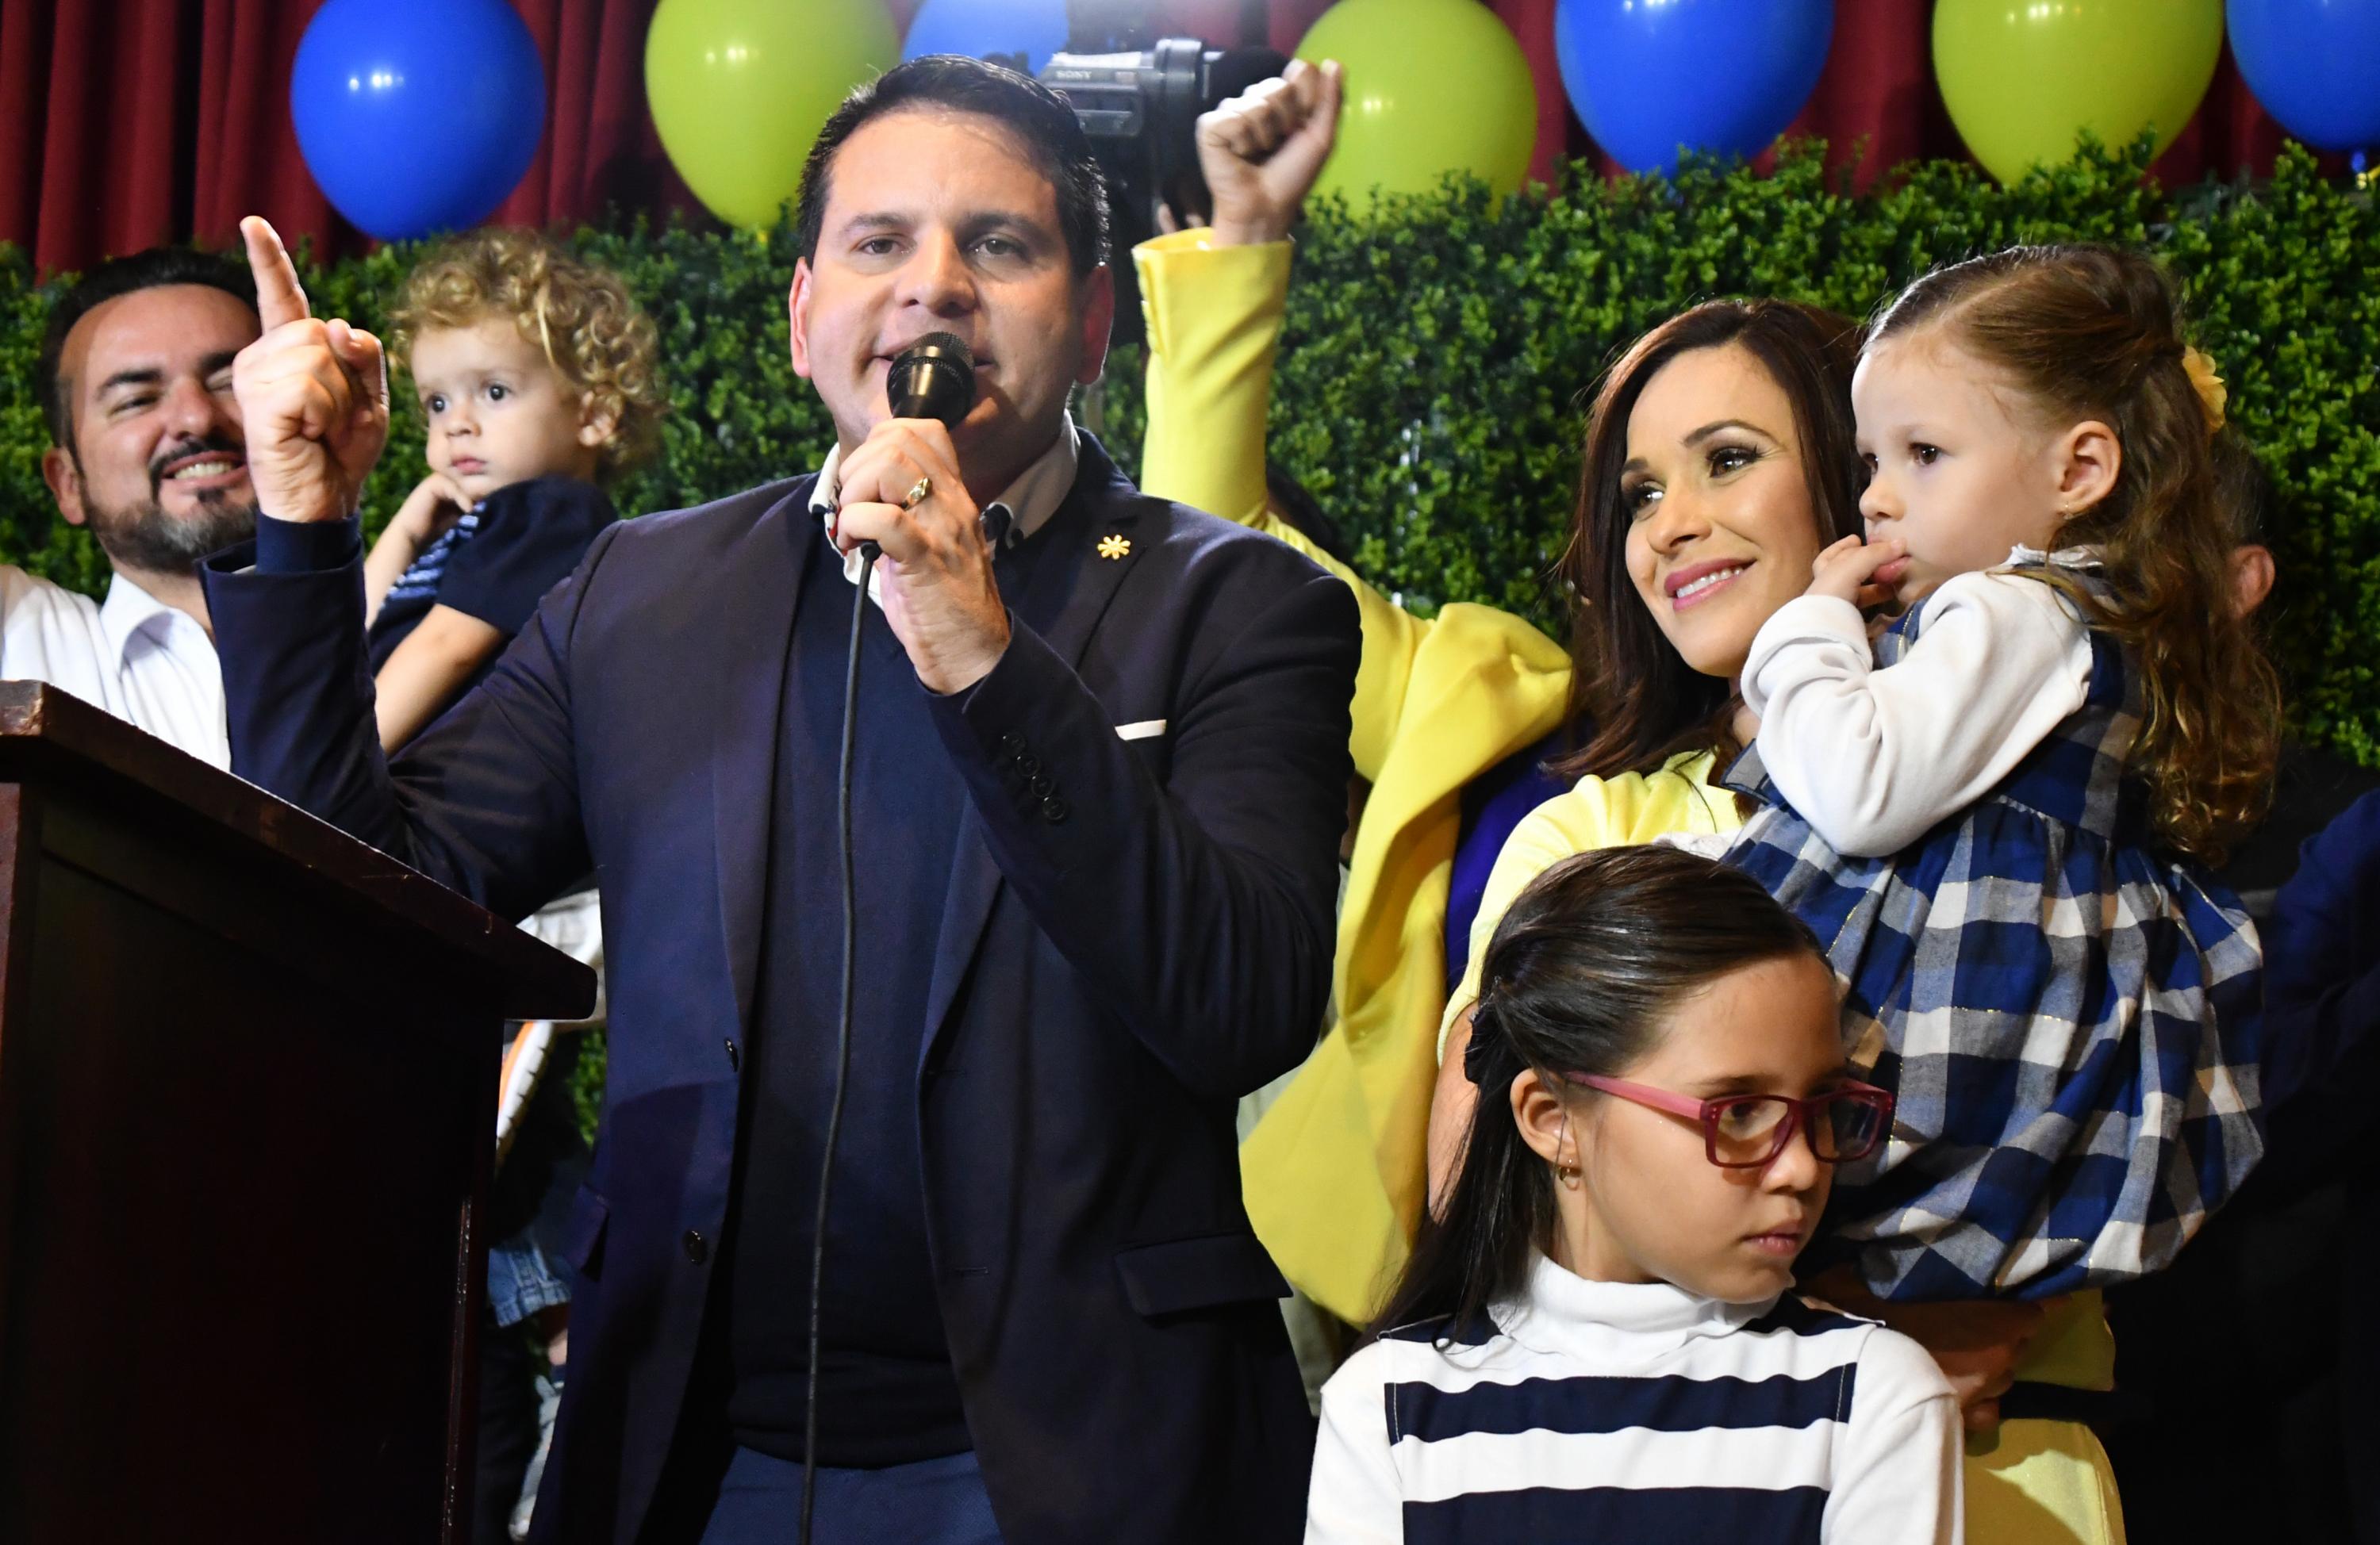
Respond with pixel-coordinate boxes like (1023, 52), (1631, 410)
(389, 228), (665, 482)
(1870, 243), (2280, 865)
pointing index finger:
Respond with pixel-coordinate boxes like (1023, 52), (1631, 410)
(240, 216), (311, 330)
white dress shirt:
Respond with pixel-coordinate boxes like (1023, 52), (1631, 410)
(0, 563), (228, 768)
(1741, 546), (2098, 858)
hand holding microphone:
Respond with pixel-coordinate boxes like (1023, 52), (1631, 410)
(832, 335), (1012, 695)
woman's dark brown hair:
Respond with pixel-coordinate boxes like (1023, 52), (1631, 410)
(1553, 300), (1868, 783)
(1870, 244), (2280, 863)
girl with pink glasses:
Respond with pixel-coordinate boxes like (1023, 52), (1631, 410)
(1306, 846), (1961, 1543)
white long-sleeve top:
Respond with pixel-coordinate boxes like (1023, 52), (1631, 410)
(0, 563), (228, 767)
(1739, 554), (2096, 857)
(1306, 1254), (1963, 1544)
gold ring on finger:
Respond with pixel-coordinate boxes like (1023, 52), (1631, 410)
(902, 475), (934, 509)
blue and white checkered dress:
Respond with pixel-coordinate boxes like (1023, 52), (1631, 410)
(1722, 562), (2265, 1302)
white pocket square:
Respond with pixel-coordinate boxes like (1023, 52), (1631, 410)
(1115, 719), (1168, 742)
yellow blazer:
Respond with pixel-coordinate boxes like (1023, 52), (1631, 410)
(1134, 231), (1572, 1322)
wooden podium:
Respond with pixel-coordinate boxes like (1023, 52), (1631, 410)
(0, 683), (596, 1543)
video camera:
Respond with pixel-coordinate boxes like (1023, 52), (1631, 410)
(1039, 40), (1286, 240)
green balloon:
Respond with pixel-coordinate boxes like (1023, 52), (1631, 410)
(1933, 0), (2222, 185)
(645, 0), (900, 228)
(1296, 0), (1537, 213)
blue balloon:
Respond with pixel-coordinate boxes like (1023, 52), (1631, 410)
(903, 0), (1069, 78)
(291, 0), (547, 240)
(2228, 0), (2380, 152)
(1555, 0), (1834, 175)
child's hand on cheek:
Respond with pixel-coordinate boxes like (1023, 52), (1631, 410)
(390, 471), (471, 546)
(1807, 534), (1907, 611)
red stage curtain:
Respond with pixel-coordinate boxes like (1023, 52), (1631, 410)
(0, 0), (2313, 279)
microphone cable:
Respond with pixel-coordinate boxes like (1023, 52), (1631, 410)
(798, 332), (969, 1545)
(803, 541), (877, 1545)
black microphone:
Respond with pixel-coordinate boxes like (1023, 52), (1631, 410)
(886, 331), (976, 426)
(858, 333), (978, 562)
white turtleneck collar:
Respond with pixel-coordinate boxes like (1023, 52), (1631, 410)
(1490, 1251), (1778, 1369)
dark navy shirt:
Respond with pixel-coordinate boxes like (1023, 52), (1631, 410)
(724, 516), (1065, 1466)
(368, 475), (618, 682)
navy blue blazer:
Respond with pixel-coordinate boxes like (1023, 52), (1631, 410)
(204, 436), (1360, 1543)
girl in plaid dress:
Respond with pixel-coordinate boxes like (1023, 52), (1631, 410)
(1724, 244), (2282, 1304)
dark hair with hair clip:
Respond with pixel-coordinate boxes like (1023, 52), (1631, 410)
(1372, 845), (1825, 1343)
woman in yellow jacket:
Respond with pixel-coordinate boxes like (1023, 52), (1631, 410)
(1140, 62), (2125, 1544)
(1132, 60), (1569, 1328)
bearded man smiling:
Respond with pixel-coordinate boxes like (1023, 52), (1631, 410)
(1, 248), (263, 767)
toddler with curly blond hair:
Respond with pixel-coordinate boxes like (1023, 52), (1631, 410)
(363, 227), (665, 750)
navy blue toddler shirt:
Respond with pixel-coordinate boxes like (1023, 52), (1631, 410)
(368, 474), (618, 688)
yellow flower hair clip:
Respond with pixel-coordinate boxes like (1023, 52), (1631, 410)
(2182, 345), (2228, 435)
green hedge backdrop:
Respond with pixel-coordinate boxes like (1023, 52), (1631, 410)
(6, 137), (2376, 1129)
(8, 140), (2376, 753)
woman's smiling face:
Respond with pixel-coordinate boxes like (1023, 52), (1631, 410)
(1621, 343), (1831, 682)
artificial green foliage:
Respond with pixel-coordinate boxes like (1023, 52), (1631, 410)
(571, 1029), (606, 1146)
(4, 138), (2375, 757)
(1233, 137), (2380, 763)
(0, 245), (111, 597)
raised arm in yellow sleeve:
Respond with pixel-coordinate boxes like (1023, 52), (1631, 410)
(1134, 229), (1420, 780)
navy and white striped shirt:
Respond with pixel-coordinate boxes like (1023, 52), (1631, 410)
(1307, 1255), (1961, 1543)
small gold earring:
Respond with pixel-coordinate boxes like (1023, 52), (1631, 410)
(1556, 1116), (1583, 1188)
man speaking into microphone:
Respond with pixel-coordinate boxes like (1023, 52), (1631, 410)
(202, 56), (1357, 1545)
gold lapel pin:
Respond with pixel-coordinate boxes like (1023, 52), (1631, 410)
(1096, 534), (1131, 561)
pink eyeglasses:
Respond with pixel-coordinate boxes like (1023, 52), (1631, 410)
(1568, 1074), (1894, 1169)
